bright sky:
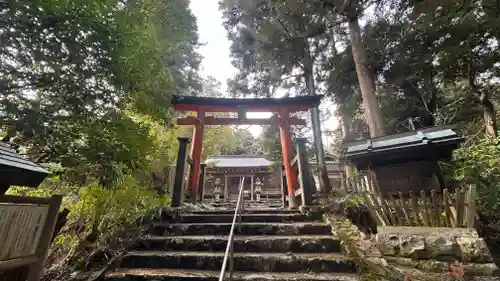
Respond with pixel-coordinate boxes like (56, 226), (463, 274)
(189, 0), (339, 145)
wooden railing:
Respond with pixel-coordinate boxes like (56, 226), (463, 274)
(0, 195), (62, 281)
(354, 175), (477, 228)
(287, 138), (313, 208)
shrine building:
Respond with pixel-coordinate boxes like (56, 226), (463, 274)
(202, 155), (281, 202)
(310, 152), (346, 192)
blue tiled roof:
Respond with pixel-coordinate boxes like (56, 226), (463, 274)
(0, 141), (49, 187)
(345, 126), (462, 156)
(344, 125), (463, 168)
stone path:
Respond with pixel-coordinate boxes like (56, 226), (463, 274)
(101, 207), (359, 281)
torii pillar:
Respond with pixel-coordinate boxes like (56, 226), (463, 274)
(279, 109), (299, 208)
(186, 110), (204, 203)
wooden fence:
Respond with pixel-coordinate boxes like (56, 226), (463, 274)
(354, 176), (477, 228)
(0, 195), (62, 281)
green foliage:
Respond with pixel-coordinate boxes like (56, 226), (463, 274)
(221, 0), (333, 97)
(8, 174), (168, 259)
(1, 0), (200, 186)
(444, 136), (500, 216)
(345, 194), (364, 207)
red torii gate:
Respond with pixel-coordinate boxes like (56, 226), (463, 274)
(171, 95), (323, 206)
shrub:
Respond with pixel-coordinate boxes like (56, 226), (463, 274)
(8, 174), (169, 267)
(443, 136), (500, 217)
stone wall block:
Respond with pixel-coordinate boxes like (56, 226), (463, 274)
(376, 227), (496, 264)
(376, 234), (401, 256)
(399, 235), (426, 258)
(425, 235), (459, 259)
(456, 236), (494, 263)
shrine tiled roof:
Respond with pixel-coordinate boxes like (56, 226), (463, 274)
(344, 125), (464, 168)
(345, 126), (463, 157)
(310, 152), (339, 165)
(205, 155), (272, 168)
(0, 141), (49, 187)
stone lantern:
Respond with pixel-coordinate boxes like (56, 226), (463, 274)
(213, 178), (221, 202)
(254, 177), (263, 202)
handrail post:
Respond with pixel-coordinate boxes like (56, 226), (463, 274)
(27, 195), (62, 281)
(280, 164), (287, 208)
(228, 242), (234, 281)
(296, 138), (313, 206)
(219, 177), (245, 281)
(172, 137), (190, 208)
(198, 163), (206, 203)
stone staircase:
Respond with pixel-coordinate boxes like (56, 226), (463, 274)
(102, 208), (358, 281)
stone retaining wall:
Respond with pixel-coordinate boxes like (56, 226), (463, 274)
(324, 212), (500, 281)
(376, 226), (499, 276)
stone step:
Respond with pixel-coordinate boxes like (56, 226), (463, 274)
(148, 222), (332, 236)
(167, 214), (318, 223)
(200, 203), (284, 210)
(104, 268), (359, 281)
(116, 251), (356, 273)
(132, 235), (341, 253)
(187, 209), (299, 215)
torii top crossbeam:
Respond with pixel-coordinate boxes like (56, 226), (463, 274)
(172, 95), (323, 112)
(171, 94), (324, 207)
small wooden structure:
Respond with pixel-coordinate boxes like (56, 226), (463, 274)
(171, 95), (323, 207)
(0, 141), (49, 194)
(202, 155), (280, 202)
(344, 126), (463, 197)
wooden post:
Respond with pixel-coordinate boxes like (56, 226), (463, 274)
(27, 195), (62, 281)
(279, 109), (298, 209)
(171, 137), (190, 208)
(280, 164), (287, 208)
(467, 184), (477, 228)
(296, 138), (313, 206)
(224, 175), (228, 202)
(250, 175), (254, 201)
(187, 110), (205, 204)
(197, 164), (206, 203)
(340, 160), (347, 194)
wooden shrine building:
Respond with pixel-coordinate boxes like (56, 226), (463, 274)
(171, 94), (323, 207)
(202, 155), (281, 202)
(344, 125), (463, 197)
(0, 140), (49, 194)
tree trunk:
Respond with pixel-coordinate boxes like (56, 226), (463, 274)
(468, 67), (498, 137)
(340, 111), (354, 141)
(347, 17), (386, 137)
(303, 46), (331, 193)
(480, 91), (498, 137)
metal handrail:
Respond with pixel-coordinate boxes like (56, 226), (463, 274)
(219, 176), (246, 281)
